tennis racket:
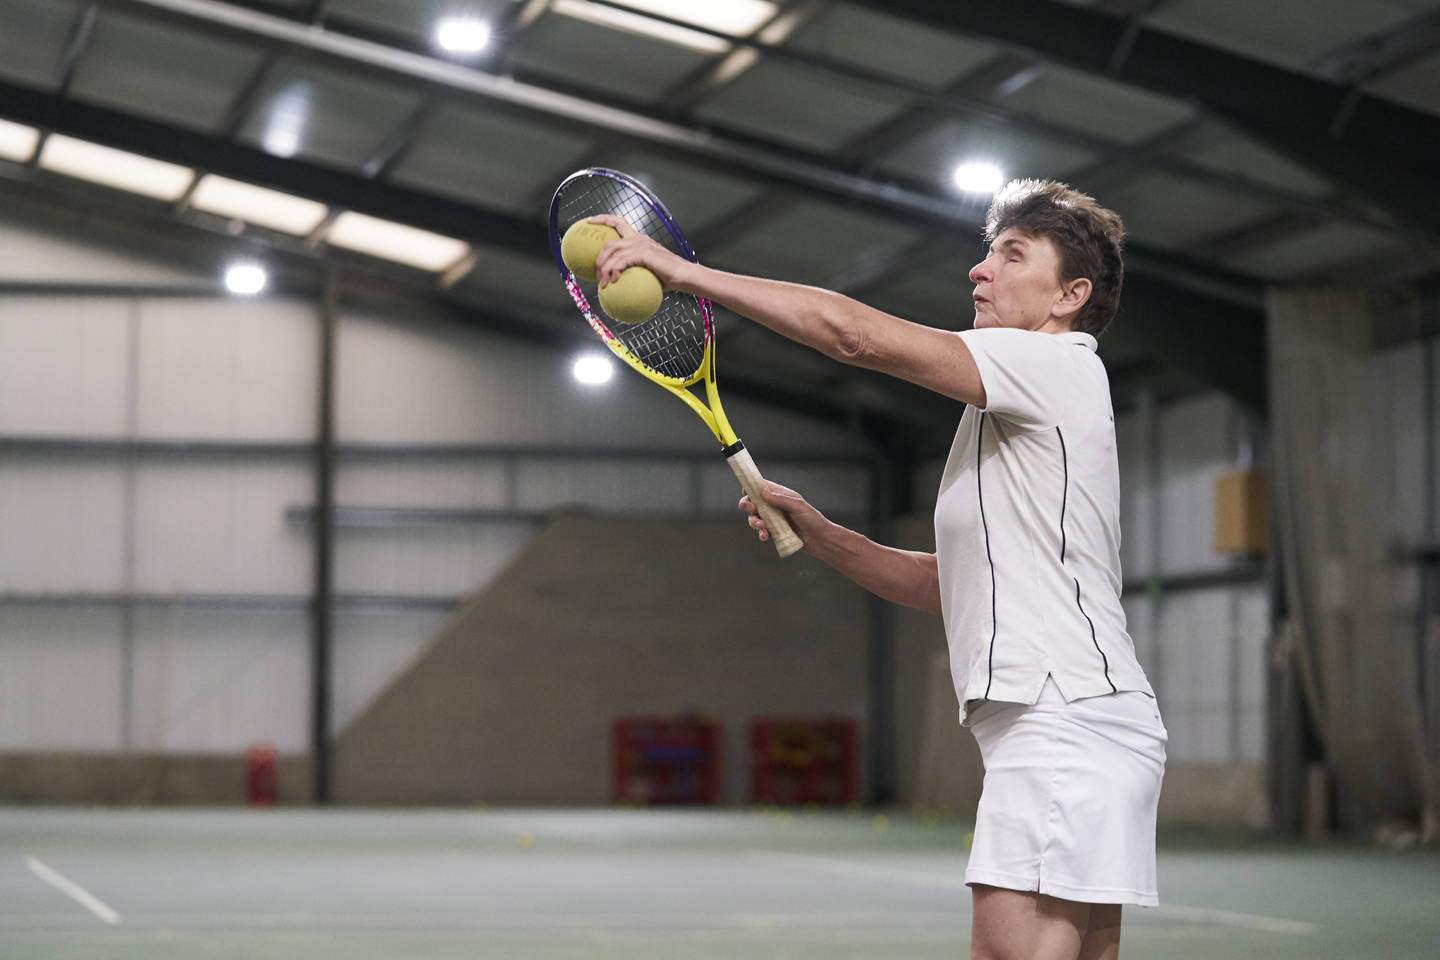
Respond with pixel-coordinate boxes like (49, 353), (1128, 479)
(547, 167), (803, 558)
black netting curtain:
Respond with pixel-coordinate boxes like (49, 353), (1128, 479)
(1268, 288), (1433, 839)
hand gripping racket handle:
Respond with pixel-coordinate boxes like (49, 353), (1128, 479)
(723, 442), (803, 558)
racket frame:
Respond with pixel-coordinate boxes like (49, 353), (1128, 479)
(548, 168), (801, 558)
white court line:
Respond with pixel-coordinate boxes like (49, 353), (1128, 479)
(754, 851), (1318, 935)
(24, 856), (122, 926)
(1154, 905), (1317, 935)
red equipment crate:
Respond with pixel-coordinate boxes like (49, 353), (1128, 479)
(749, 717), (858, 805)
(612, 715), (722, 805)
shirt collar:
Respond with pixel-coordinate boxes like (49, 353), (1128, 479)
(1058, 331), (1098, 353)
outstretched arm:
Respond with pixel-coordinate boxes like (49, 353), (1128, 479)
(589, 215), (986, 408)
(741, 482), (941, 617)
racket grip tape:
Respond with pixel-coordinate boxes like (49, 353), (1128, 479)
(723, 442), (804, 558)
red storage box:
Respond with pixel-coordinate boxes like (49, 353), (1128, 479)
(749, 717), (858, 806)
(612, 715), (722, 805)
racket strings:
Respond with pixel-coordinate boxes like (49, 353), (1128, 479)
(556, 177), (709, 382)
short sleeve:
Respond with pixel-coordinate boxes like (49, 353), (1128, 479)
(958, 328), (1077, 430)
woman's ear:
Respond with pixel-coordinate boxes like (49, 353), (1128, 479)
(1055, 277), (1092, 319)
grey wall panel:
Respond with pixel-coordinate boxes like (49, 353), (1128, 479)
(0, 604), (123, 750)
(331, 608), (450, 733)
(0, 297), (132, 436)
(136, 298), (318, 441)
(1158, 393), (1233, 576)
(332, 525), (534, 597)
(129, 607), (308, 752)
(131, 460), (312, 594)
(335, 310), (870, 455)
(514, 460), (694, 514)
(1116, 408), (1154, 579)
(0, 458), (127, 590)
(1237, 582), (1269, 764)
(1158, 587), (1235, 764)
(698, 461), (872, 518)
(1385, 342), (1426, 545)
(335, 461), (510, 509)
(0, 222), (206, 285)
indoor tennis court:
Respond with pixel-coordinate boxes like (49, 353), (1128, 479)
(3, 1), (1439, 958)
(7, 808), (1439, 959)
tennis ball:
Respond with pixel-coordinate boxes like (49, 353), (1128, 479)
(598, 265), (663, 325)
(560, 221), (619, 282)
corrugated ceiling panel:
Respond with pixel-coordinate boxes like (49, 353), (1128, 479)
(705, 199), (922, 289)
(692, 58), (915, 151)
(506, 10), (718, 105)
(1146, 0), (1435, 73)
(786, 2), (997, 89)
(0, 0), (85, 91)
(1371, 51), (1440, 119)
(878, 116), (1098, 189)
(69, 9), (267, 133)
(237, 59), (426, 170)
(592, 150), (769, 235)
(326, 0), (514, 43)
(1102, 171), (1275, 250)
(861, 255), (981, 330)
(1222, 221), (1413, 280)
(387, 102), (595, 214)
(994, 64), (1194, 144)
(1161, 122), (1333, 198)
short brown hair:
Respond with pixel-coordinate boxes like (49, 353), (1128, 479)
(984, 179), (1125, 338)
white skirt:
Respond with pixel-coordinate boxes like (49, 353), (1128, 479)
(964, 676), (1167, 906)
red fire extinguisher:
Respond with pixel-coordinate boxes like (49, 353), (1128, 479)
(246, 742), (278, 807)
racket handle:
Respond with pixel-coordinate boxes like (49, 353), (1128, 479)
(723, 442), (804, 558)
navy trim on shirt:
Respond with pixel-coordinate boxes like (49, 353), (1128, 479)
(1057, 426), (1116, 693)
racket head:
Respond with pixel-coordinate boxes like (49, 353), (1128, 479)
(548, 168), (713, 387)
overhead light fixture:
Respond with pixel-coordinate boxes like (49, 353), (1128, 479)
(572, 352), (615, 385)
(39, 135), (194, 201)
(261, 84), (311, 159)
(224, 262), (268, 295)
(953, 162), (1005, 195)
(435, 17), (491, 53)
(0, 117), (40, 162)
(190, 175), (330, 236)
(551, 0), (732, 54)
(326, 212), (471, 272)
(605, 0), (777, 36)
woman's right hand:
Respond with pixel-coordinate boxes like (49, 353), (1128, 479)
(738, 481), (827, 552)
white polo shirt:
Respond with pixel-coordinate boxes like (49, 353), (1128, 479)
(935, 327), (1153, 722)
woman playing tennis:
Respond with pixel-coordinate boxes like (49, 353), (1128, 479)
(592, 179), (1165, 960)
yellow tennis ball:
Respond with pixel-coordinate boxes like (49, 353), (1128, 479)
(598, 265), (663, 325)
(560, 221), (619, 282)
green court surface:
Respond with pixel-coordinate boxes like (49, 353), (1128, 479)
(2, 808), (1437, 959)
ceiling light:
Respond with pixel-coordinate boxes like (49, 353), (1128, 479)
(953, 162), (1005, 195)
(0, 118), (40, 162)
(262, 84), (310, 159)
(326, 212), (471, 272)
(572, 352), (615, 385)
(436, 17), (491, 53)
(39, 135), (194, 201)
(191, 175), (329, 235)
(225, 262), (268, 295)
(551, 0), (732, 54)
(605, 0), (777, 36)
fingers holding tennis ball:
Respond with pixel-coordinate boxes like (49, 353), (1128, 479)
(588, 215), (695, 290)
(559, 221), (618, 282)
(598, 266), (663, 325)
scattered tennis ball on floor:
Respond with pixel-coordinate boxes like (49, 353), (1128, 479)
(560, 220), (619, 282)
(517, 833), (535, 849)
(599, 265), (663, 325)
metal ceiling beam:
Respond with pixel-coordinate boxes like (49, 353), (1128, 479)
(0, 75), (548, 257)
(847, 0), (1440, 236)
(1307, 8), (1440, 85)
(98, 0), (1404, 248)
